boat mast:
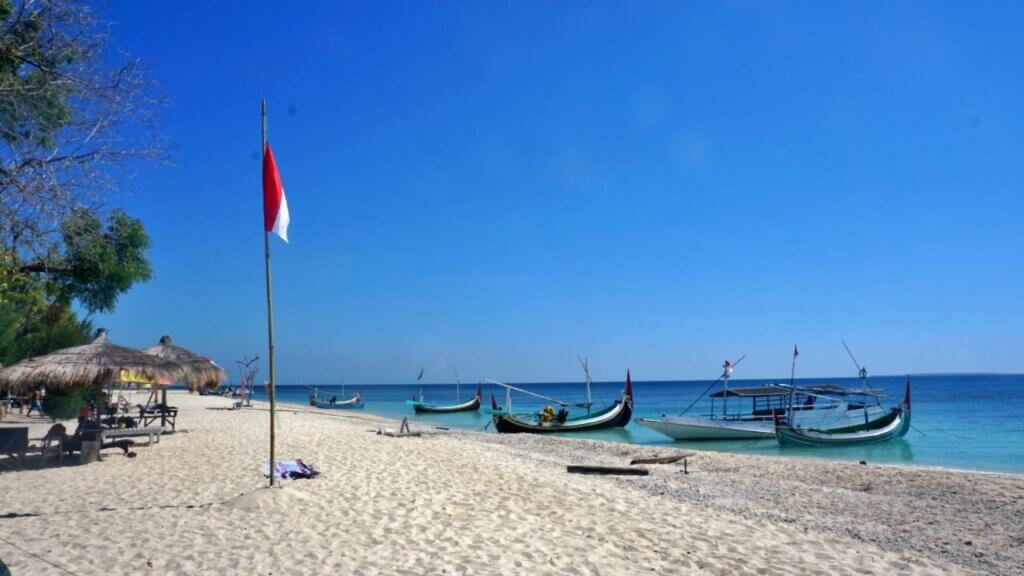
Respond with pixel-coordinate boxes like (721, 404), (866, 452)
(722, 360), (733, 418)
(578, 355), (592, 413)
(453, 366), (461, 402)
(842, 340), (881, 407)
(417, 367), (424, 402)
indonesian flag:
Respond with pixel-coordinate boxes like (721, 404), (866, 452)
(263, 142), (290, 242)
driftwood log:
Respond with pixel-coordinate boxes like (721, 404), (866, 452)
(567, 465), (649, 476)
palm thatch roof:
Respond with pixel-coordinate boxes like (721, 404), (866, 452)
(143, 335), (227, 391)
(0, 329), (185, 392)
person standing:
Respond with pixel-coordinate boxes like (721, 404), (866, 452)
(26, 388), (44, 417)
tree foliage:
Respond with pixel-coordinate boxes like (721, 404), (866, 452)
(0, 0), (163, 367)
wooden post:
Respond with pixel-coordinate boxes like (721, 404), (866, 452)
(262, 99), (278, 487)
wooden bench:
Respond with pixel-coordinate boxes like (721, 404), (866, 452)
(0, 427), (28, 470)
(137, 404), (178, 432)
(100, 427), (164, 446)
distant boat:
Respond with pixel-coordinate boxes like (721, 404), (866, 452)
(309, 387), (363, 410)
(774, 378), (912, 447)
(410, 385), (482, 413)
(407, 366), (482, 413)
(488, 371), (634, 434)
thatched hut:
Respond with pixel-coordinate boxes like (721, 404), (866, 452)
(143, 336), (227, 392)
(0, 329), (185, 393)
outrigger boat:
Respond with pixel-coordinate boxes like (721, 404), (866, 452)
(774, 378), (912, 446)
(406, 367), (483, 413)
(308, 386), (363, 410)
(408, 368), (483, 413)
(636, 358), (891, 441)
(487, 368), (634, 434)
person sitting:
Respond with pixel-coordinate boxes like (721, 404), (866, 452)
(556, 408), (569, 423)
(540, 405), (556, 423)
(308, 394), (317, 406)
(329, 396), (337, 405)
(45, 419), (137, 458)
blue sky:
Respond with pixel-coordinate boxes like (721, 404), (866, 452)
(93, 1), (1023, 384)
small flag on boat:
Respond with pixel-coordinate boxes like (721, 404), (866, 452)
(263, 142), (290, 242)
(722, 360), (733, 378)
(417, 367), (424, 381)
(793, 344), (799, 358)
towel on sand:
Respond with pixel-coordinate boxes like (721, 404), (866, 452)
(263, 459), (319, 480)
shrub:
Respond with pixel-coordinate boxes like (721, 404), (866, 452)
(43, 389), (86, 420)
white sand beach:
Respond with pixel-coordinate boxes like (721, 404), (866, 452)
(1, 391), (1021, 575)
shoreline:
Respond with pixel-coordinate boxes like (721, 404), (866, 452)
(2, 391), (1021, 575)
(269, 395), (1024, 478)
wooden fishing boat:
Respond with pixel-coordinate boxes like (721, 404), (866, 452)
(636, 384), (891, 441)
(410, 384), (482, 413)
(310, 389), (363, 410)
(489, 371), (634, 434)
(774, 378), (911, 447)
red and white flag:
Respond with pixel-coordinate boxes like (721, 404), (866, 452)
(263, 142), (290, 242)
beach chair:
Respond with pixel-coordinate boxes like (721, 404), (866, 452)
(39, 425), (66, 464)
(0, 427), (29, 470)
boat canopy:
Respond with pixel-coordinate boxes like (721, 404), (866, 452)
(709, 385), (789, 398)
(710, 384), (886, 399)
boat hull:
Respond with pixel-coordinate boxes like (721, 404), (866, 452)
(775, 406), (910, 447)
(635, 417), (774, 440)
(314, 394), (363, 410)
(412, 395), (481, 413)
(493, 393), (632, 434)
(315, 402), (363, 410)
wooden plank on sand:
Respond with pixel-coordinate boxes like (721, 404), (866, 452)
(567, 465), (649, 476)
(629, 452), (696, 465)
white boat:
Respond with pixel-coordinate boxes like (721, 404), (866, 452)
(637, 415), (775, 440)
(637, 384), (887, 441)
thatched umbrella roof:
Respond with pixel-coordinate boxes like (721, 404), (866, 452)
(143, 335), (227, 391)
(0, 329), (185, 393)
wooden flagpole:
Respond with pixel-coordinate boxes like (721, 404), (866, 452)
(262, 98), (278, 487)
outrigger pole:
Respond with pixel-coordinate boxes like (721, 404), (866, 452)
(484, 379), (589, 408)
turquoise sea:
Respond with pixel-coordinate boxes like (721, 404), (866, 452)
(253, 374), (1024, 474)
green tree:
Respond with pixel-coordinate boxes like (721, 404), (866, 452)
(0, 1), (163, 366)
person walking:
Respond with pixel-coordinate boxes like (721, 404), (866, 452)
(26, 388), (44, 417)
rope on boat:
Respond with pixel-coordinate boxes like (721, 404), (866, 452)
(737, 437), (768, 449)
(912, 424), (971, 440)
(484, 380), (589, 407)
(677, 355), (746, 416)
